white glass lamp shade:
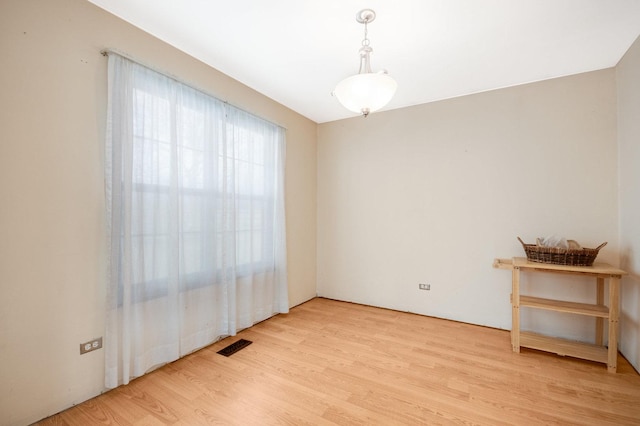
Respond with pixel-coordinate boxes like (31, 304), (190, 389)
(334, 72), (397, 115)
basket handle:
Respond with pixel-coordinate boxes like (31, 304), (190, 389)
(595, 242), (607, 251)
(517, 236), (526, 247)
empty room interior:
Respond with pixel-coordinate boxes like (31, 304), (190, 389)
(2, 0), (640, 424)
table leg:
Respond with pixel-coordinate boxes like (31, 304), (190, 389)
(607, 276), (620, 373)
(596, 277), (604, 346)
(512, 266), (520, 353)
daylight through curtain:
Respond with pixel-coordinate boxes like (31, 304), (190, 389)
(104, 53), (288, 388)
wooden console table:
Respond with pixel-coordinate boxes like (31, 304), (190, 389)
(494, 257), (626, 373)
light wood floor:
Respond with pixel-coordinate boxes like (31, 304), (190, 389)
(38, 297), (640, 425)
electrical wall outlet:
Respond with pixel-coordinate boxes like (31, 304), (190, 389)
(419, 283), (431, 290)
(80, 337), (103, 354)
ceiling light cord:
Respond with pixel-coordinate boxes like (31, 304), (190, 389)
(362, 17), (370, 47)
(358, 15), (372, 75)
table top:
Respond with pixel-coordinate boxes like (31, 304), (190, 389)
(511, 257), (627, 276)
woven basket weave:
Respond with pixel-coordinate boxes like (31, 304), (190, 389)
(517, 237), (607, 267)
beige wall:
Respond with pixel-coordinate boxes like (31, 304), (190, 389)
(318, 69), (619, 337)
(0, 0), (317, 424)
(617, 34), (640, 372)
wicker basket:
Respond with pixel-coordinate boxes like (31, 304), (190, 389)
(517, 237), (607, 267)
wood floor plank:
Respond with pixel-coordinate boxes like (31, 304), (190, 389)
(36, 298), (640, 425)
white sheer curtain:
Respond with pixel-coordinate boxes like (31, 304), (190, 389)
(104, 53), (288, 388)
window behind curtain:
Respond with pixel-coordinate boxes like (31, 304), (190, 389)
(129, 84), (277, 295)
(105, 53), (288, 388)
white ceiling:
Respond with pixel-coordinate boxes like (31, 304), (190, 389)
(88, 0), (640, 123)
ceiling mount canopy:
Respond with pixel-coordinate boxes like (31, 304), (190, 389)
(355, 8), (376, 25)
(333, 8), (397, 118)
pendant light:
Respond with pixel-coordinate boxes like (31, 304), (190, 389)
(333, 9), (397, 117)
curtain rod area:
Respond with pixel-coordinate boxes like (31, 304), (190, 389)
(100, 48), (288, 131)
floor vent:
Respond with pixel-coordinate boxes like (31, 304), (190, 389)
(217, 339), (252, 357)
